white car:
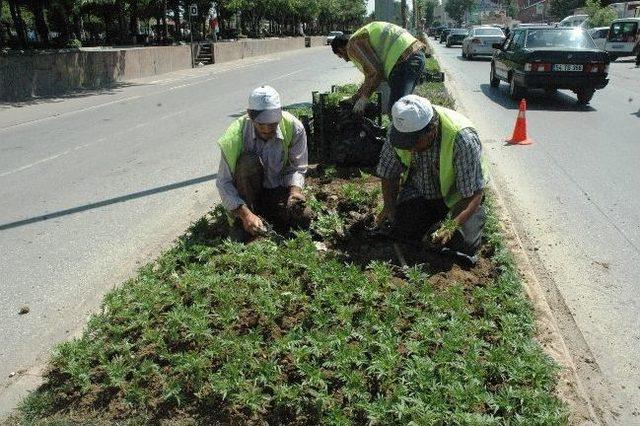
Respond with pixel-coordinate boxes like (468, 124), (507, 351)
(461, 26), (506, 60)
(559, 14), (589, 27)
(326, 31), (344, 45)
(589, 26), (609, 50)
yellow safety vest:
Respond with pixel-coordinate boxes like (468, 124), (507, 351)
(350, 21), (417, 79)
(394, 106), (488, 209)
(217, 111), (296, 174)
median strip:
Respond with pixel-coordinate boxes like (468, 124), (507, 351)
(8, 53), (569, 425)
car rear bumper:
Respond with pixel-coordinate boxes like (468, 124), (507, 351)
(467, 45), (495, 55)
(515, 72), (609, 90)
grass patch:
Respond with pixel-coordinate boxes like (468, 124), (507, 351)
(10, 50), (567, 425)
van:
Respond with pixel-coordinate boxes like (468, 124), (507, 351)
(604, 18), (640, 58)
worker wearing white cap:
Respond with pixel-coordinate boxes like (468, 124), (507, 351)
(376, 95), (488, 259)
(216, 85), (312, 239)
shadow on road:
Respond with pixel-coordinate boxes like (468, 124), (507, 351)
(479, 83), (597, 112)
(0, 174), (217, 231)
(0, 82), (142, 110)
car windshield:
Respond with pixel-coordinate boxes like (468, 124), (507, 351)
(475, 28), (504, 36)
(608, 21), (638, 42)
(329, 31), (342, 36)
(452, 30), (468, 35)
(525, 29), (596, 48)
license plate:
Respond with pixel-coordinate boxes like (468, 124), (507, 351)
(553, 64), (583, 72)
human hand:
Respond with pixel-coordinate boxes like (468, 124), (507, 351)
(430, 219), (459, 246)
(286, 191), (306, 210)
(241, 210), (266, 236)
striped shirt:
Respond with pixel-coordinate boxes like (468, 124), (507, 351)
(376, 127), (486, 204)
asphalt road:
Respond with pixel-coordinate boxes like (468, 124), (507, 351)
(429, 40), (640, 423)
(0, 46), (360, 414)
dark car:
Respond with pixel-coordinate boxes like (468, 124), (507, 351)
(439, 28), (452, 43)
(433, 25), (447, 38)
(446, 29), (469, 47)
(490, 27), (609, 104)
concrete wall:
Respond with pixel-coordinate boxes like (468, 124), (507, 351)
(212, 36), (326, 64)
(0, 45), (191, 101)
(1, 38), (326, 101)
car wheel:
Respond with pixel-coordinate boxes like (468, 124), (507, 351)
(490, 64), (500, 88)
(576, 88), (595, 105)
(508, 74), (525, 100)
(446, 42), (451, 47)
(467, 52), (474, 60)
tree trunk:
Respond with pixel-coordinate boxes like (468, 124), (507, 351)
(8, 0), (28, 48)
(401, 0), (407, 28)
(116, 0), (126, 43)
(172, 5), (181, 41)
(73, 12), (83, 41)
(30, 0), (49, 44)
(130, 0), (139, 42)
(163, 0), (168, 40)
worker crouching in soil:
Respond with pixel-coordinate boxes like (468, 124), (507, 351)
(216, 86), (313, 240)
(376, 95), (488, 263)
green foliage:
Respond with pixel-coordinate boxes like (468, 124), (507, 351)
(445, 0), (475, 25)
(65, 38), (82, 48)
(585, 0), (617, 27)
(548, 0), (585, 21)
(419, 0), (438, 26)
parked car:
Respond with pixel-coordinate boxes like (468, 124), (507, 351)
(326, 31), (343, 45)
(433, 26), (447, 38)
(559, 14), (589, 27)
(589, 26), (609, 50)
(440, 28), (452, 43)
(446, 29), (469, 47)
(490, 26), (610, 104)
(604, 18), (640, 59)
(462, 26), (506, 59)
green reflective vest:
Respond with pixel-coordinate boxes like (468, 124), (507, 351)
(394, 106), (488, 209)
(350, 21), (417, 79)
(217, 111), (296, 175)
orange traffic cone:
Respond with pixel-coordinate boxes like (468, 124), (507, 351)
(507, 99), (533, 145)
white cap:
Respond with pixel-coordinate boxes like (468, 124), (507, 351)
(390, 95), (435, 149)
(248, 85), (282, 123)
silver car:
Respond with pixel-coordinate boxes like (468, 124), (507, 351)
(461, 26), (506, 60)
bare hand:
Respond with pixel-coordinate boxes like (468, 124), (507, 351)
(287, 187), (306, 209)
(241, 211), (266, 236)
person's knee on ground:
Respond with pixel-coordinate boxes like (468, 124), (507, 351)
(234, 152), (263, 210)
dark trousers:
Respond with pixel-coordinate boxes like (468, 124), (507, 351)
(388, 50), (426, 111)
(234, 152), (312, 233)
(392, 197), (486, 256)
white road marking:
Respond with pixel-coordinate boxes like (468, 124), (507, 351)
(0, 111), (185, 178)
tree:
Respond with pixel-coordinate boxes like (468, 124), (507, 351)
(444, 0), (473, 25)
(418, 0), (437, 26)
(585, 0), (616, 26)
(548, 0), (584, 20)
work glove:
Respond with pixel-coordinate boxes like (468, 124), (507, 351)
(353, 97), (369, 116)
